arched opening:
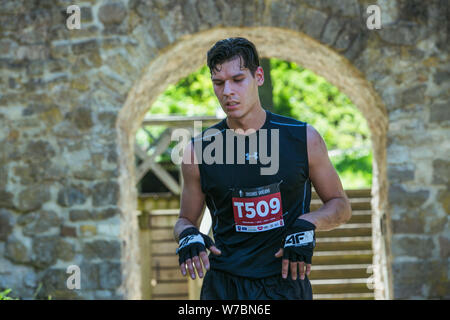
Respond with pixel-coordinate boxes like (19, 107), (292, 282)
(116, 27), (390, 299)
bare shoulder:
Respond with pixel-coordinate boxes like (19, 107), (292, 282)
(181, 141), (200, 180)
(306, 124), (328, 165)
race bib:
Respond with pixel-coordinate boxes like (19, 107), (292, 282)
(232, 182), (284, 232)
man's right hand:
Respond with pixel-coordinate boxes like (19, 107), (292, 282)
(176, 227), (221, 279)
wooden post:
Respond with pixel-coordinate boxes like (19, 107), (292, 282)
(138, 210), (153, 299)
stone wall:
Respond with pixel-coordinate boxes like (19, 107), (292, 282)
(0, 0), (448, 299)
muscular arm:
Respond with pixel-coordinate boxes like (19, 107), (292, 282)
(276, 124), (352, 280)
(300, 125), (352, 230)
(173, 142), (206, 242)
(173, 142), (221, 279)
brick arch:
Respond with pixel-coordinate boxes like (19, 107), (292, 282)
(117, 26), (391, 299)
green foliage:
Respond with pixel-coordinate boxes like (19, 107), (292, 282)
(0, 288), (18, 300)
(269, 59), (372, 189)
(137, 59), (372, 189)
(147, 65), (217, 117)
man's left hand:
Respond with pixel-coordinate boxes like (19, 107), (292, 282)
(275, 218), (316, 280)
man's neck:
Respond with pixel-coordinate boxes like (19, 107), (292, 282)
(226, 106), (267, 133)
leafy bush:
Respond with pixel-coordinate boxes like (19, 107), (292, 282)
(0, 288), (18, 300)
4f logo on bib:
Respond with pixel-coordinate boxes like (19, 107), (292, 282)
(232, 182), (284, 232)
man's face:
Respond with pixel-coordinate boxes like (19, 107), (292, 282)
(211, 56), (264, 119)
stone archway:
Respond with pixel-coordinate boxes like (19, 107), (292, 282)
(117, 26), (391, 299)
(3, 0), (447, 301)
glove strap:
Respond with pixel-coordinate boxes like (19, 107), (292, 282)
(284, 230), (315, 247)
(176, 233), (205, 254)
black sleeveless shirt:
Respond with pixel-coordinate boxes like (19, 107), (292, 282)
(192, 110), (311, 278)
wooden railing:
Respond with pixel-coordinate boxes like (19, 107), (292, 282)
(137, 189), (374, 300)
(135, 115), (223, 194)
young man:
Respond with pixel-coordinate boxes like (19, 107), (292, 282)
(173, 37), (352, 299)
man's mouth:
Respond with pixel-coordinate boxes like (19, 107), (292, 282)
(226, 102), (239, 108)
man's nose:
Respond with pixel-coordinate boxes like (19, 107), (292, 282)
(223, 80), (233, 96)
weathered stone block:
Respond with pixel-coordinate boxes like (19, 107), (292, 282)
(40, 267), (82, 299)
(392, 211), (424, 234)
(24, 140), (56, 162)
(67, 106), (93, 131)
(432, 159), (449, 185)
(392, 261), (426, 299)
(92, 181), (119, 207)
(438, 235), (450, 260)
(80, 225), (97, 237)
(321, 17), (345, 46)
(82, 240), (121, 260)
(437, 188), (450, 213)
(99, 261), (122, 289)
(392, 235), (435, 259)
(387, 165), (415, 183)
(71, 40), (100, 55)
(22, 210), (61, 236)
(296, 6), (328, 39)
(31, 236), (60, 269)
(388, 184), (430, 209)
(430, 102), (450, 124)
(92, 207), (119, 220)
(303, 0), (360, 17)
(379, 21), (423, 46)
(98, 2), (127, 25)
(5, 237), (30, 264)
(60, 225), (77, 237)
(56, 239), (76, 261)
(69, 209), (91, 221)
(57, 185), (88, 207)
(433, 69), (450, 85)
(80, 262), (100, 290)
(270, 0), (294, 28)
(16, 185), (51, 213)
(0, 190), (15, 209)
(0, 209), (14, 241)
(401, 84), (426, 107)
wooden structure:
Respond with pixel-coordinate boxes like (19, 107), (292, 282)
(137, 188), (374, 300)
(135, 115), (223, 194)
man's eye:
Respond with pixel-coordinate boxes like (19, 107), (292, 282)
(235, 79), (243, 82)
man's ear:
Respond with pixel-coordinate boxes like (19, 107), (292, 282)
(256, 66), (264, 86)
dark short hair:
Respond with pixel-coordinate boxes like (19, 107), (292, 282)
(207, 37), (260, 77)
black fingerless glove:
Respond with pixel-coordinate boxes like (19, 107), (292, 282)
(176, 227), (215, 265)
(281, 219), (316, 264)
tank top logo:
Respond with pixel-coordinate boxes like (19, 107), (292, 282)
(231, 182), (284, 232)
